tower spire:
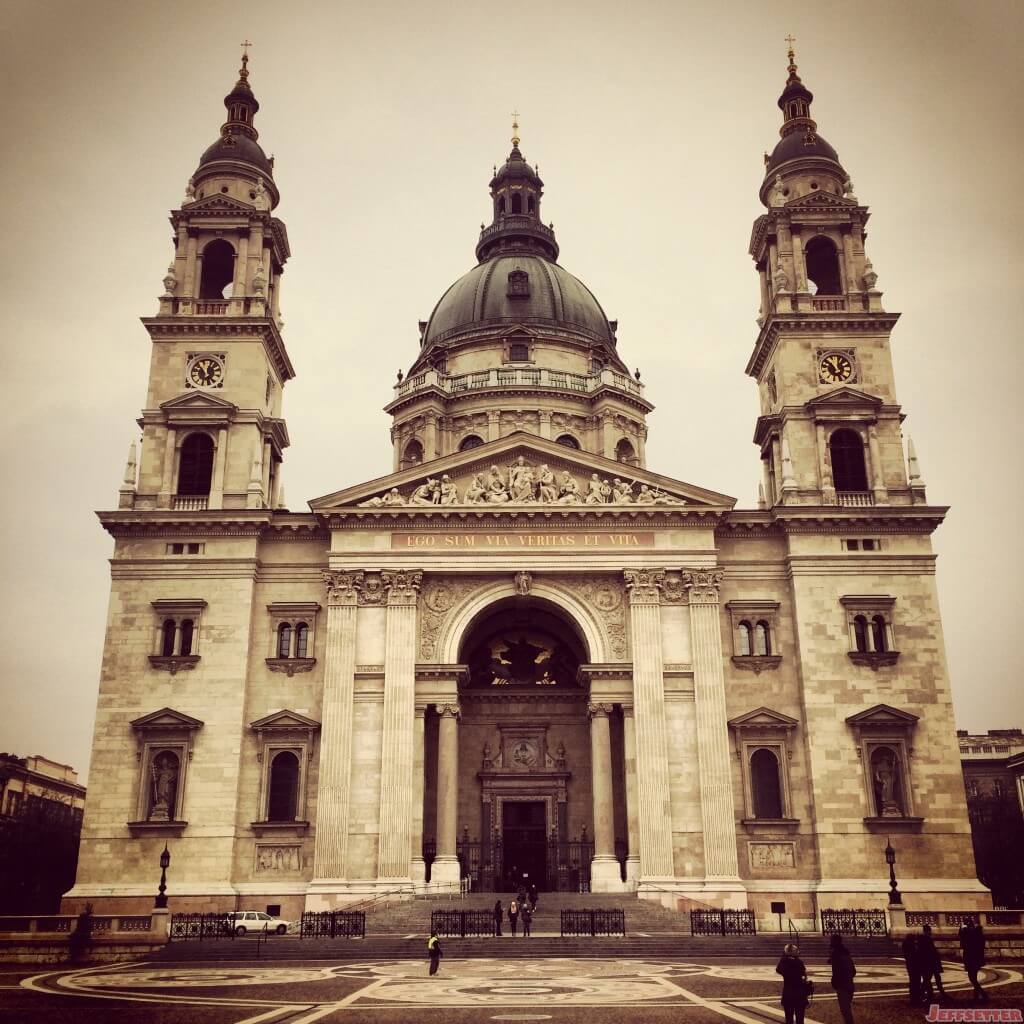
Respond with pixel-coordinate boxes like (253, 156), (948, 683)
(511, 110), (520, 149)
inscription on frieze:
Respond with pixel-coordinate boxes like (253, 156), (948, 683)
(392, 531), (656, 550)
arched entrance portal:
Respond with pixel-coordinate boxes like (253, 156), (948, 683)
(422, 597), (628, 892)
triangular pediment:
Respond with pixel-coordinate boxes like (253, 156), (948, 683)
(310, 431), (735, 511)
(160, 391), (238, 413)
(845, 704), (919, 728)
(786, 189), (858, 210)
(131, 707), (204, 731)
(728, 707), (799, 730)
(183, 194), (255, 215)
(250, 709), (321, 732)
(805, 386), (882, 409)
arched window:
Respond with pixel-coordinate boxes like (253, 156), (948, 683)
(829, 429), (868, 492)
(871, 615), (888, 652)
(295, 623), (309, 659)
(179, 619), (194, 656)
(199, 239), (236, 299)
(754, 621), (772, 656)
(402, 439), (423, 468)
(177, 433), (215, 496)
(267, 751), (300, 821)
(498, 196), (506, 215)
(161, 619), (176, 657)
(555, 434), (580, 450)
(737, 621), (752, 657)
(853, 615), (869, 653)
(510, 193), (523, 214)
(459, 434), (484, 451)
(805, 236), (842, 295)
(277, 622), (292, 659)
(751, 748), (783, 819)
(615, 438), (636, 463)
(527, 195), (536, 214)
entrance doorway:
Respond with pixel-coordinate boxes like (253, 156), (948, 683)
(502, 801), (547, 891)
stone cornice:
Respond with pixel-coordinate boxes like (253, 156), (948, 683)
(98, 509), (272, 538)
(745, 312), (901, 380)
(141, 316), (295, 382)
(771, 506), (948, 535)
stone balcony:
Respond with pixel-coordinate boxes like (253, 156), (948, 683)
(390, 366), (646, 405)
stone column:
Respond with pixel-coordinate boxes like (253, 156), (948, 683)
(432, 702), (461, 887)
(424, 413), (438, 461)
(183, 232), (198, 300)
(310, 571), (363, 891)
(538, 410), (552, 440)
(623, 569), (675, 880)
(621, 704), (641, 886)
(158, 427), (177, 508)
(683, 570), (741, 882)
(487, 410), (500, 442)
(410, 705), (428, 886)
(588, 702), (621, 891)
(377, 570), (422, 880)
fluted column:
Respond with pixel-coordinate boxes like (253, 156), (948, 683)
(683, 569), (740, 881)
(311, 571), (363, 885)
(624, 569), (675, 879)
(410, 705), (427, 885)
(621, 704), (641, 886)
(588, 702), (621, 891)
(432, 702), (461, 887)
(377, 570), (422, 880)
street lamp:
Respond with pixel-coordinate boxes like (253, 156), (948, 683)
(155, 844), (171, 909)
(884, 837), (902, 906)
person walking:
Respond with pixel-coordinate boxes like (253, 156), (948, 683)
(508, 898), (519, 937)
(427, 929), (443, 976)
(493, 899), (503, 937)
(521, 902), (532, 937)
(919, 924), (947, 1002)
(775, 942), (809, 1024)
(528, 882), (538, 912)
(828, 933), (857, 1024)
(901, 933), (921, 1005)
(959, 917), (987, 1002)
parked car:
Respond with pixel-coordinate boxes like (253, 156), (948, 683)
(226, 910), (291, 936)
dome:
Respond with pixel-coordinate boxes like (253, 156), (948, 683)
(422, 253), (615, 348)
(197, 133), (274, 176)
(489, 145), (541, 188)
(765, 129), (843, 175)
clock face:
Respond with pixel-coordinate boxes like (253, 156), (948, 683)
(819, 352), (853, 384)
(188, 356), (223, 388)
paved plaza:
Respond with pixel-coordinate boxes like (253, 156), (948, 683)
(2, 955), (1022, 1023)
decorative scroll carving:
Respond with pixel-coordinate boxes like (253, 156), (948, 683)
(382, 569), (423, 605)
(587, 702), (614, 718)
(323, 570), (364, 606)
(437, 702), (461, 720)
(418, 577), (482, 661)
(560, 576), (627, 658)
(623, 568), (666, 604)
(682, 569), (724, 605)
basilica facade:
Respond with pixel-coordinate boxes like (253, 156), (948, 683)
(65, 49), (988, 924)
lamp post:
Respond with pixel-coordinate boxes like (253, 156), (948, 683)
(155, 844), (171, 909)
(884, 837), (902, 906)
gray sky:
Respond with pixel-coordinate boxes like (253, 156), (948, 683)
(1, 0), (1022, 782)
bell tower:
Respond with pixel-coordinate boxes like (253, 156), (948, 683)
(746, 43), (926, 509)
(124, 48), (293, 512)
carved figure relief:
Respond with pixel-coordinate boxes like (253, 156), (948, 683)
(255, 845), (301, 873)
(749, 842), (796, 869)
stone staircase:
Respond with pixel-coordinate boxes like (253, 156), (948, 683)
(157, 892), (899, 962)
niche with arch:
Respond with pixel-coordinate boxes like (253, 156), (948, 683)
(804, 236), (842, 295)
(401, 438), (424, 469)
(250, 709), (321, 833)
(829, 428), (869, 493)
(728, 707), (799, 828)
(176, 433), (215, 497)
(199, 239), (236, 299)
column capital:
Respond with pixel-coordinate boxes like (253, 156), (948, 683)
(682, 568), (724, 605)
(621, 703), (634, 719)
(437, 702), (461, 720)
(323, 570), (365, 607)
(588, 702), (614, 719)
(382, 569), (423, 606)
(623, 568), (666, 604)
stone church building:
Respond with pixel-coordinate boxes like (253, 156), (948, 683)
(66, 48), (987, 923)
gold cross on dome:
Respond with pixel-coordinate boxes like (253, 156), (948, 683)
(241, 39), (253, 57)
(511, 109), (520, 147)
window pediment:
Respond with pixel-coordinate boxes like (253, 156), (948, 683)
(250, 709), (321, 735)
(131, 707), (204, 734)
(728, 707), (798, 733)
(845, 703), (919, 736)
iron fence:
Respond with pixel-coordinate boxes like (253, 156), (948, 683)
(299, 911), (365, 939)
(820, 908), (888, 937)
(430, 909), (496, 937)
(690, 909), (757, 936)
(560, 908), (626, 936)
(169, 913), (234, 941)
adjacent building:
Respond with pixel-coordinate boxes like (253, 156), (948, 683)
(65, 47), (986, 924)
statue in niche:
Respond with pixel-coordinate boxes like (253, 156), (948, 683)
(482, 741), (493, 768)
(438, 475), (459, 504)
(486, 465), (510, 503)
(872, 750), (904, 816)
(556, 472), (582, 504)
(514, 571), (532, 596)
(149, 752), (179, 821)
(536, 464), (557, 503)
(508, 456), (535, 502)
(465, 473), (488, 504)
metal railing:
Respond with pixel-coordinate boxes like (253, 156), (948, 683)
(905, 909), (1022, 929)
(820, 908), (888, 937)
(560, 909), (626, 936)
(299, 911), (365, 939)
(430, 909), (495, 937)
(169, 913), (234, 941)
(690, 909), (757, 936)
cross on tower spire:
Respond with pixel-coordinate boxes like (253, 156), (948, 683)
(240, 39), (252, 77)
(511, 110), (520, 149)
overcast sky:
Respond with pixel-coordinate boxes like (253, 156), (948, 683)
(1, 0), (1022, 782)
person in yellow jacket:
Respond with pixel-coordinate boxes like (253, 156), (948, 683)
(427, 929), (443, 975)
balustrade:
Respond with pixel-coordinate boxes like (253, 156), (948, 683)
(172, 495), (209, 511)
(837, 491), (874, 507)
(392, 365), (642, 401)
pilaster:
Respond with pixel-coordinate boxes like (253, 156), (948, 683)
(432, 701), (461, 887)
(588, 701), (622, 891)
(621, 704), (641, 886)
(410, 704), (427, 885)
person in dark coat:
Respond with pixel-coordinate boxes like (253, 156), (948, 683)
(528, 882), (538, 911)
(828, 933), (856, 1024)
(427, 929), (443, 975)
(958, 918), (987, 1002)
(493, 899), (503, 936)
(901, 933), (921, 1005)
(775, 943), (809, 1024)
(919, 924), (946, 1002)
(521, 903), (532, 937)
(508, 898), (519, 937)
